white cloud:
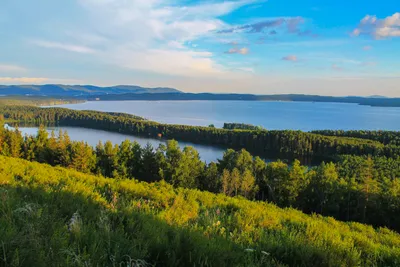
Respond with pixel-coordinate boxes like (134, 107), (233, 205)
(32, 40), (96, 54)
(69, 0), (259, 76)
(0, 64), (26, 72)
(363, 45), (372, 51)
(353, 12), (400, 39)
(111, 47), (226, 76)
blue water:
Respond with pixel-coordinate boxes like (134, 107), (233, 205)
(55, 100), (400, 131)
(7, 125), (226, 163)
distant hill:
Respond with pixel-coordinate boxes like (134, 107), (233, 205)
(0, 84), (181, 96)
(85, 93), (400, 107)
(367, 95), (389, 99)
(1, 84), (398, 107)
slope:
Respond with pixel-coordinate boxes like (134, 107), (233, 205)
(1, 156), (400, 266)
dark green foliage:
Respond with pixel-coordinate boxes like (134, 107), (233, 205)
(2, 124), (400, 232)
(223, 123), (265, 131)
(313, 130), (400, 146)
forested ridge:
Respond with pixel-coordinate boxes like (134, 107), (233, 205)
(2, 122), (400, 232)
(2, 106), (400, 163)
(313, 130), (400, 146)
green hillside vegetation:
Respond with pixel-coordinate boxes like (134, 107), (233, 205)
(1, 122), (400, 232)
(2, 156), (400, 266)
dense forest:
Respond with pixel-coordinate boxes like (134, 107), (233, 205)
(223, 123), (265, 131)
(2, 156), (400, 266)
(2, 106), (400, 164)
(313, 130), (400, 146)
(1, 122), (400, 233)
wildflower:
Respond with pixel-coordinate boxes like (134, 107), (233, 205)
(69, 211), (81, 233)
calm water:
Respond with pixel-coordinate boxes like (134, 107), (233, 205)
(8, 125), (226, 163)
(55, 101), (400, 131)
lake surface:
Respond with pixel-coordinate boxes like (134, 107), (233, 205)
(55, 101), (400, 131)
(8, 125), (226, 163)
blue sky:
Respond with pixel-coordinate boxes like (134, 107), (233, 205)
(1, 0), (399, 96)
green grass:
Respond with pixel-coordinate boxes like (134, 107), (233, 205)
(1, 156), (400, 266)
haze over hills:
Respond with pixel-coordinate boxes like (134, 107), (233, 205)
(1, 84), (400, 107)
(0, 84), (181, 96)
(85, 92), (400, 107)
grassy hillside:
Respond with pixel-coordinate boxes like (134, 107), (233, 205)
(1, 156), (400, 266)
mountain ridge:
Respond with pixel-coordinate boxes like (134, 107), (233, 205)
(0, 84), (181, 96)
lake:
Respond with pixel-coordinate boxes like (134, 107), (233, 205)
(8, 125), (227, 163)
(55, 100), (400, 131)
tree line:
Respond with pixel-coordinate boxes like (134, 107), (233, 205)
(2, 106), (400, 164)
(313, 129), (400, 146)
(223, 122), (265, 131)
(1, 123), (400, 232)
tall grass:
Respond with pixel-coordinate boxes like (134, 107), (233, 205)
(1, 156), (400, 266)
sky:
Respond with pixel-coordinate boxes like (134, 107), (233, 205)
(1, 0), (399, 96)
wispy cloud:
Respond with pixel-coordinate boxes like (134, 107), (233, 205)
(217, 17), (304, 34)
(234, 67), (254, 72)
(353, 12), (400, 39)
(0, 64), (26, 72)
(282, 55), (297, 62)
(262, 39), (348, 47)
(361, 61), (377, 67)
(224, 47), (249, 55)
(363, 45), (373, 51)
(32, 40), (96, 54)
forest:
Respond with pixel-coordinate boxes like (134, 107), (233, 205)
(2, 105), (400, 164)
(312, 129), (400, 146)
(2, 105), (400, 266)
(223, 123), (265, 131)
(1, 121), (400, 233)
